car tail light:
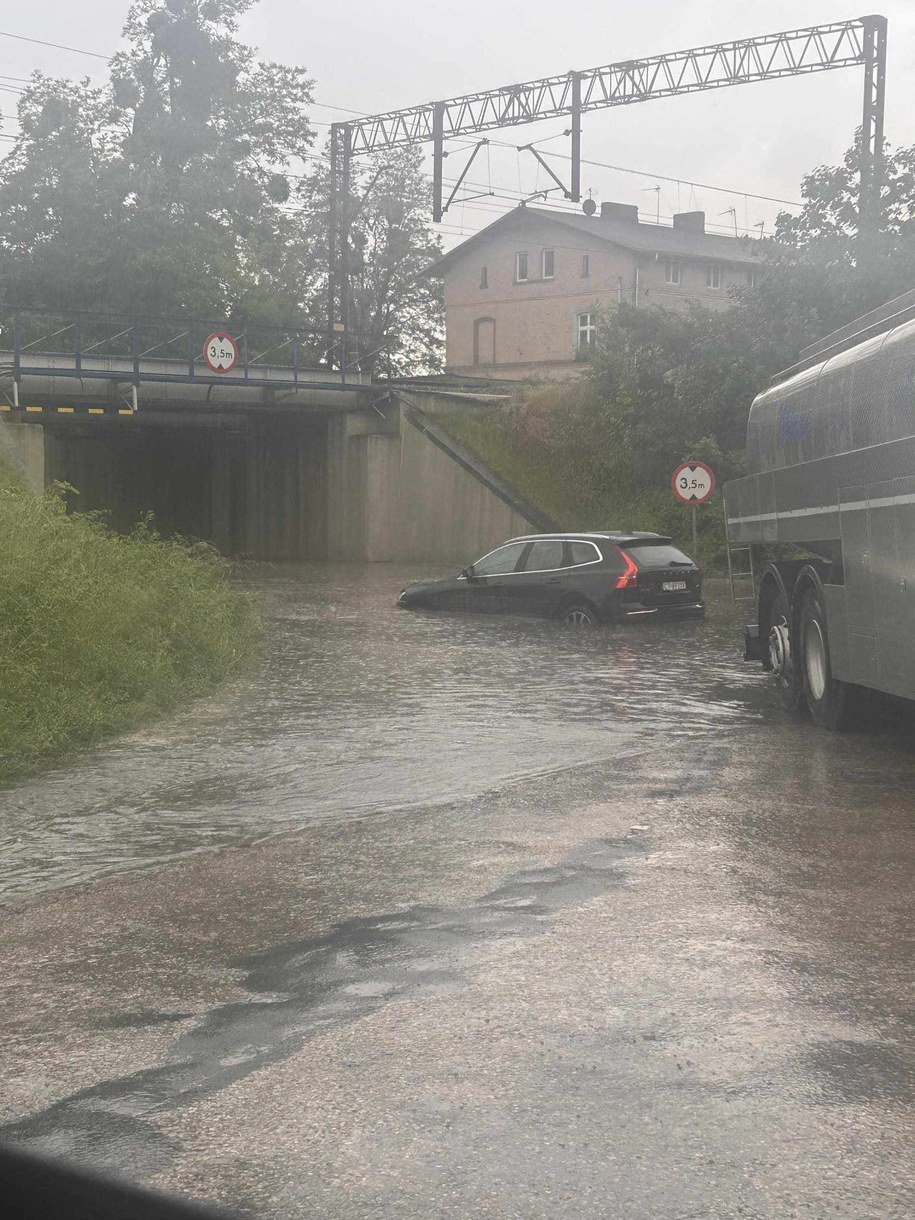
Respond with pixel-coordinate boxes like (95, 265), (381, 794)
(614, 548), (639, 589)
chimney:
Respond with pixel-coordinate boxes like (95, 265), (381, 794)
(601, 201), (640, 224)
(673, 211), (705, 234)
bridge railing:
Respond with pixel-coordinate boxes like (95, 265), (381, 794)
(0, 306), (381, 389)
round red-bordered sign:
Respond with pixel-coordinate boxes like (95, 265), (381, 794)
(671, 461), (716, 505)
(203, 332), (238, 374)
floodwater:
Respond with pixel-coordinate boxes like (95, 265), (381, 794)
(0, 563), (759, 904)
(2, 563), (914, 1218)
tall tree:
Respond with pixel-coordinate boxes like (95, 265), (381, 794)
(0, 0), (315, 319)
(294, 146), (444, 374)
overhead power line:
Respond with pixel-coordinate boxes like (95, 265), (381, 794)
(0, 30), (110, 59)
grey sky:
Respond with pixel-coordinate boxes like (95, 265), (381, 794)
(2, 2), (913, 248)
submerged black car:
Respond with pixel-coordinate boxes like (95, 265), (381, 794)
(398, 531), (704, 625)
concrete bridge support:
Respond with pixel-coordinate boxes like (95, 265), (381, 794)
(326, 394), (545, 562)
(0, 419), (45, 492)
(7, 391), (549, 563)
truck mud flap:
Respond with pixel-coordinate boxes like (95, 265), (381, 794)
(743, 624), (765, 662)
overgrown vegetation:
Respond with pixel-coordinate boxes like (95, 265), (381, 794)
(0, 462), (259, 782)
(436, 394), (735, 568)
(439, 138), (915, 567)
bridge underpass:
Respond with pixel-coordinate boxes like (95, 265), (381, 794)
(0, 308), (549, 562)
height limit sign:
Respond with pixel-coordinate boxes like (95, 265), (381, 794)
(672, 461), (716, 505)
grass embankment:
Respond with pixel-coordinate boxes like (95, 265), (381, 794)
(0, 461), (259, 783)
(433, 390), (733, 569)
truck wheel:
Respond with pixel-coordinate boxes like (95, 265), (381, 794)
(799, 587), (849, 730)
(766, 589), (803, 712)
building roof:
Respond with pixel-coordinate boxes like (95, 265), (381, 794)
(426, 204), (762, 275)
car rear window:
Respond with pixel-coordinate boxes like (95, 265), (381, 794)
(623, 544), (694, 568)
(569, 541), (601, 565)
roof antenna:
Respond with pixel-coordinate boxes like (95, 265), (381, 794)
(719, 206), (738, 238)
(642, 184), (661, 225)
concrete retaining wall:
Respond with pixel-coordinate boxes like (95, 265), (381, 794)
(0, 419), (45, 491)
(326, 392), (551, 563)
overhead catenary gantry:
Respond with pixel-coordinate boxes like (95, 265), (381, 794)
(328, 16), (887, 336)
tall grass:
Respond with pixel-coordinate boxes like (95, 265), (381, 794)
(433, 391), (737, 569)
(0, 461), (259, 782)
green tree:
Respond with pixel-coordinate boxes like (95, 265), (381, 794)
(294, 146), (444, 374)
(0, 0), (315, 319)
(584, 139), (915, 494)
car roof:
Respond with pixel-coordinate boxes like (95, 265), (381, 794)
(504, 531), (673, 546)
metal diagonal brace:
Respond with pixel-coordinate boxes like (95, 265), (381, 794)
(519, 143), (574, 199)
(442, 139), (489, 216)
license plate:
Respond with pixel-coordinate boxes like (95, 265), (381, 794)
(662, 580), (687, 591)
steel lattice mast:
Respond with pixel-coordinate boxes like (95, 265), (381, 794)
(328, 16), (887, 337)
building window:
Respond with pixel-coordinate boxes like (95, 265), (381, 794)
(542, 249), (555, 279)
(581, 254), (590, 278)
(515, 251), (528, 282)
(480, 266), (488, 289)
(576, 311), (596, 354)
(747, 268), (758, 288)
(706, 264), (721, 289)
(664, 260), (681, 286)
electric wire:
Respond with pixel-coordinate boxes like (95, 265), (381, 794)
(0, 30), (110, 59)
(0, 27), (802, 228)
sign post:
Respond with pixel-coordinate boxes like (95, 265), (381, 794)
(671, 461), (716, 557)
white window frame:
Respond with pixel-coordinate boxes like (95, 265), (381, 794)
(664, 260), (682, 286)
(515, 251), (529, 282)
(568, 540), (603, 568)
(521, 540), (566, 573)
(706, 264), (721, 289)
(465, 541), (528, 578)
(542, 248), (555, 279)
(575, 310), (596, 353)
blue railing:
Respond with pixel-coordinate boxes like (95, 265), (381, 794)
(0, 306), (383, 391)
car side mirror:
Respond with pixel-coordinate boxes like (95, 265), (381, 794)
(461, 564), (475, 580)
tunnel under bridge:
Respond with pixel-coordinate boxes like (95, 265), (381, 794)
(0, 308), (550, 562)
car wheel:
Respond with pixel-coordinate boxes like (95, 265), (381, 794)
(559, 601), (599, 627)
(799, 586), (851, 730)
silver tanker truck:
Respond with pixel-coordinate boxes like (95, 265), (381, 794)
(725, 289), (915, 729)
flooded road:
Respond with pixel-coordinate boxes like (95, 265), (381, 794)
(0, 563), (755, 903)
(1, 564), (913, 1219)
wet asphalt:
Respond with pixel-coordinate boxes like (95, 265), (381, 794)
(1, 564), (913, 1218)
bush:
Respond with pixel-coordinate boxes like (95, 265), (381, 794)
(0, 462), (259, 782)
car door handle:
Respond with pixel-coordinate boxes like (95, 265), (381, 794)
(546, 577), (562, 584)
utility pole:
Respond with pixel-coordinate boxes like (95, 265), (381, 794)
(858, 14), (888, 254)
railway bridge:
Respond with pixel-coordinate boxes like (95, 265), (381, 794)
(0, 307), (547, 562)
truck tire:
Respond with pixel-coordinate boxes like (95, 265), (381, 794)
(765, 588), (803, 712)
(799, 587), (850, 730)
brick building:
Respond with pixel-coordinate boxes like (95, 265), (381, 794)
(426, 202), (762, 380)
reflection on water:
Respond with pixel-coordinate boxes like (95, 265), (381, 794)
(0, 564), (759, 902)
